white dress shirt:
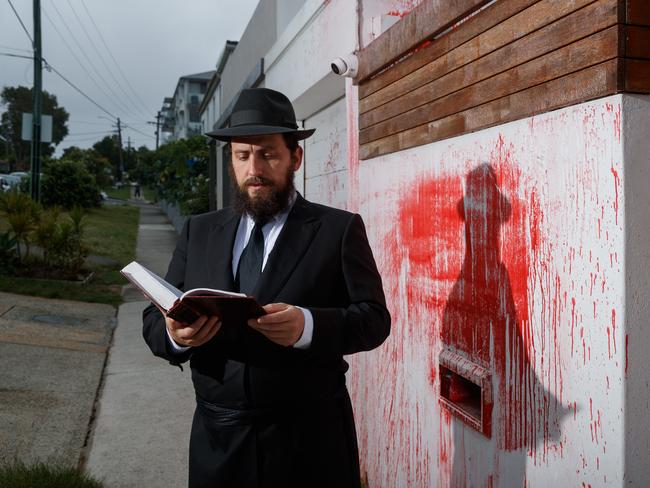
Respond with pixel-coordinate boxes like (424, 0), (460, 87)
(167, 195), (314, 351)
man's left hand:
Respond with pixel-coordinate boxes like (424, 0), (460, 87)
(248, 303), (304, 347)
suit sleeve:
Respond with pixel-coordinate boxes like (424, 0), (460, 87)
(142, 217), (193, 365)
(308, 213), (391, 358)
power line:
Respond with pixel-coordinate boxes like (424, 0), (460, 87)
(79, 0), (152, 118)
(42, 6), (127, 119)
(6, 0), (34, 45)
(122, 123), (155, 140)
(46, 1), (141, 120)
(0, 51), (33, 60)
(43, 58), (117, 120)
(0, 44), (32, 53)
(69, 119), (116, 126)
(1, 50), (118, 122)
(62, 135), (113, 143)
(66, 130), (115, 136)
(63, 0), (150, 121)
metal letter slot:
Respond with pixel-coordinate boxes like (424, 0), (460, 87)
(439, 348), (492, 437)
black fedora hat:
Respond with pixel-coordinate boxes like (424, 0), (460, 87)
(206, 88), (315, 142)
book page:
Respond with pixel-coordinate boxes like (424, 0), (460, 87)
(182, 288), (247, 299)
(121, 261), (181, 310)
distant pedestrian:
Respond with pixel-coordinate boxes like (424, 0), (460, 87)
(134, 183), (141, 199)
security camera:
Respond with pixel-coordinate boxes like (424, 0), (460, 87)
(330, 54), (358, 78)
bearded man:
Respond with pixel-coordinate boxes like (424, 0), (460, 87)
(142, 88), (390, 488)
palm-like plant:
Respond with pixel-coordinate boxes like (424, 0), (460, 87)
(0, 190), (40, 262)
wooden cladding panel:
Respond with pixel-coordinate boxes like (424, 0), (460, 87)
(625, 60), (650, 92)
(625, 26), (650, 58)
(360, 27), (619, 145)
(360, 0), (618, 132)
(354, 0), (490, 83)
(626, 0), (650, 25)
(359, 0), (601, 116)
(359, 60), (619, 160)
(358, 0), (539, 99)
(357, 0), (650, 159)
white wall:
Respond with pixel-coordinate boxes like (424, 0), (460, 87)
(348, 95), (631, 487)
(622, 94), (650, 485)
(302, 98), (348, 208)
(264, 0), (355, 114)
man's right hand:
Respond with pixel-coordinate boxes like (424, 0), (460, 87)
(165, 314), (222, 347)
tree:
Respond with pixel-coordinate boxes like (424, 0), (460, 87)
(61, 146), (113, 188)
(41, 160), (101, 209)
(128, 145), (156, 186)
(0, 86), (69, 171)
(153, 136), (209, 214)
(92, 135), (121, 180)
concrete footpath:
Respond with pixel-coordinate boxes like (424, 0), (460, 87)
(85, 204), (194, 487)
(0, 293), (115, 466)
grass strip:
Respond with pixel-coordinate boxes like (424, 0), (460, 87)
(84, 204), (139, 266)
(0, 460), (104, 488)
(103, 186), (130, 200)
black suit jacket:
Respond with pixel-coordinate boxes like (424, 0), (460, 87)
(143, 195), (390, 409)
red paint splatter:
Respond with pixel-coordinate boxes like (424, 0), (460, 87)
(386, 9), (410, 18)
(605, 102), (622, 141)
(611, 309), (617, 353)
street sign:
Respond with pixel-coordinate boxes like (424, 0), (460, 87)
(21, 113), (53, 143)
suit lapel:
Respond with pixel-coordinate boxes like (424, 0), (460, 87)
(206, 210), (240, 291)
(253, 196), (321, 304)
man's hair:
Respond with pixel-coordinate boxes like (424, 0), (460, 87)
(281, 133), (300, 153)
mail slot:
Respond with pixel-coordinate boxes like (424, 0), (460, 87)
(439, 348), (492, 437)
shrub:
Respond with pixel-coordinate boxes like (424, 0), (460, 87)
(32, 206), (88, 272)
(41, 160), (101, 209)
(182, 174), (210, 215)
(0, 190), (40, 261)
(0, 231), (17, 273)
(33, 207), (61, 266)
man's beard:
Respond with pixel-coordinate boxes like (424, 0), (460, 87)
(232, 166), (295, 224)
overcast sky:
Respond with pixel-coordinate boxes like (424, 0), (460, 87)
(1, 0), (259, 153)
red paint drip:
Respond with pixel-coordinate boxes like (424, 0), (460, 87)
(611, 167), (620, 225)
(606, 328), (611, 359)
(611, 309), (617, 353)
(574, 401), (577, 420)
(570, 297), (577, 356)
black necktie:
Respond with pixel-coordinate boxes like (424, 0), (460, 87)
(236, 223), (264, 295)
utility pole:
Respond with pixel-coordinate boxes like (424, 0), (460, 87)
(147, 111), (162, 150)
(116, 117), (124, 183)
(30, 0), (42, 201)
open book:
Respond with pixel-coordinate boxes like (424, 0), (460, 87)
(121, 261), (266, 324)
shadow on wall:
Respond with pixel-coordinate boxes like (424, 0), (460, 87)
(440, 164), (567, 486)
